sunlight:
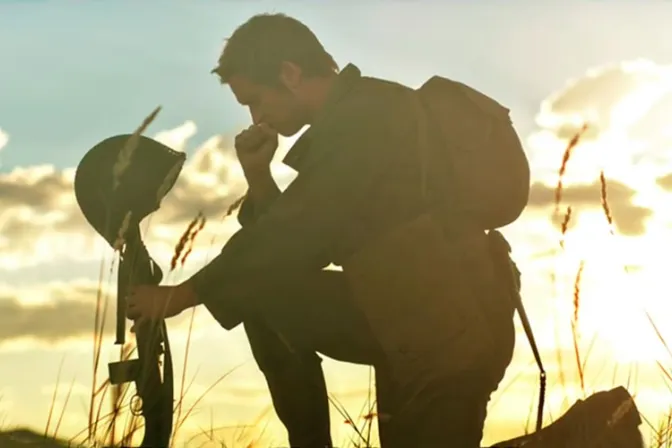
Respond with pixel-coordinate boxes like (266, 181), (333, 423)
(522, 62), (672, 371)
(7, 3), (672, 444)
(552, 212), (671, 365)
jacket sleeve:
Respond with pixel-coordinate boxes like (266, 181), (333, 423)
(236, 194), (262, 227)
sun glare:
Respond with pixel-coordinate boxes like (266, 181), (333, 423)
(535, 62), (672, 367)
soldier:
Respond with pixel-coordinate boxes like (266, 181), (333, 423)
(127, 12), (530, 448)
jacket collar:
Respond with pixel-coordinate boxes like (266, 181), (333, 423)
(283, 63), (362, 171)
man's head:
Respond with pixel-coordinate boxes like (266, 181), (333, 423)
(212, 14), (339, 137)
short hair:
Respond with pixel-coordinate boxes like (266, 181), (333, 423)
(211, 13), (339, 86)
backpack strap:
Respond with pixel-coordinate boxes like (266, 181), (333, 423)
(408, 88), (547, 432)
(487, 230), (547, 433)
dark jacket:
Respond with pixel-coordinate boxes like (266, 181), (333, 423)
(188, 64), (504, 364)
(190, 65), (426, 298)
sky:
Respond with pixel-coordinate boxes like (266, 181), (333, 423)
(2, 0), (672, 446)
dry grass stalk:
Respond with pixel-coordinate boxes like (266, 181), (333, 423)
(104, 344), (134, 446)
(87, 253), (116, 443)
(108, 380), (121, 447)
(572, 260), (586, 396)
(156, 160), (183, 205)
(547, 269), (570, 405)
(653, 409), (672, 447)
(44, 357), (65, 439)
(226, 194), (247, 217)
(112, 106), (161, 191)
(171, 323), (197, 448)
(172, 366), (242, 436)
(646, 312), (672, 414)
(330, 394), (370, 446)
(599, 170), (615, 235)
(171, 213), (205, 272)
(180, 214), (206, 267)
(203, 193), (247, 265)
(550, 130), (587, 403)
(554, 123), (589, 214)
(112, 211), (133, 252)
(552, 127), (589, 404)
(559, 205), (572, 248)
(94, 377), (113, 439)
(208, 193), (246, 252)
(52, 377), (76, 441)
(572, 261), (584, 324)
(169, 212), (206, 447)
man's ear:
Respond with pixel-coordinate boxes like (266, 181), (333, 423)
(278, 61), (302, 93)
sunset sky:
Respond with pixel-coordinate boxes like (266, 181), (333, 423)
(2, 1), (672, 446)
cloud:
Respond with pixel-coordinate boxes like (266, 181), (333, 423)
(519, 59), (672, 238)
(538, 60), (666, 132)
(0, 279), (200, 345)
(0, 122), (297, 270)
(0, 128), (7, 152)
(535, 59), (672, 138)
(526, 59), (672, 183)
(0, 280), (115, 343)
(526, 178), (652, 236)
(152, 120), (197, 152)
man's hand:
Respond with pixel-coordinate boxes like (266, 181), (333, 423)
(126, 283), (198, 329)
(235, 123), (279, 178)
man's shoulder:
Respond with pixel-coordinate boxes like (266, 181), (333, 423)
(353, 75), (413, 107)
(286, 68), (418, 171)
(328, 75), (415, 133)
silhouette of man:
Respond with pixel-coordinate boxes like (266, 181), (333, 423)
(127, 13), (522, 447)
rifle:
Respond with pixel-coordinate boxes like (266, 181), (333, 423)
(74, 133), (186, 447)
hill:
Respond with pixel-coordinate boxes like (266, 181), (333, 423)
(0, 428), (70, 447)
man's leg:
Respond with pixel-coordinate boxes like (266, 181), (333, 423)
(375, 276), (517, 448)
(375, 326), (515, 447)
(237, 270), (384, 448)
(245, 320), (333, 447)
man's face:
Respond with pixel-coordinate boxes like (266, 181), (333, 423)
(227, 75), (306, 137)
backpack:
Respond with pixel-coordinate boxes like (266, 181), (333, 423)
(408, 80), (544, 430)
(410, 76), (531, 231)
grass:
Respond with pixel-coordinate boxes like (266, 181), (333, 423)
(15, 110), (672, 447)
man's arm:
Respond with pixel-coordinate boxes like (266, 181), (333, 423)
(234, 123), (282, 227)
(184, 110), (402, 316)
(237, 169), (281, 227)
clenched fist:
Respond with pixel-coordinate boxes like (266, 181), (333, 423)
(235, 123), (279, 177)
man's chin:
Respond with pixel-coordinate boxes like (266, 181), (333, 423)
(277, 124), (307, 138)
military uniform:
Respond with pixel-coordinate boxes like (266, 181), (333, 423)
(189, 64), (516, 447)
